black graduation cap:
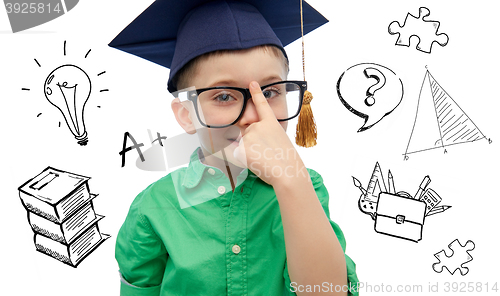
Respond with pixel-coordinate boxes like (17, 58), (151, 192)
(108, 0), (328, 93)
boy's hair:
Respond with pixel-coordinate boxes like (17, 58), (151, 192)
(174, 45), (289, 91)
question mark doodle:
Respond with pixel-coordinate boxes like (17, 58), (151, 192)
(363, 68), (386, 107)
(336, 63), (404, 132)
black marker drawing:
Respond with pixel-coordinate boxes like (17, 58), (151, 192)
(119, 129), (196, 171)
(352, 162), (451, 242)
(404, 70), (489, 158)
(23, 41), (108, 145)
(119, 131), (146, 168)
(375, 192), (426, 242)
(337, 63), (404, 132)
(433, 239), (475, 275)
(151, 131), (168, 147)
(388, 7), (449, 53)
(44, 65), (91, 145)
(18, 167), (109, 268)
(118, 129), (203, 171)
(136, 130), (170, 171)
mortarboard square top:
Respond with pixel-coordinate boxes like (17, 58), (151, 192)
(109, 0), (328, 93)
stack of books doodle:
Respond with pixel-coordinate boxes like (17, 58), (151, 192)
(18, 167), (109, 267)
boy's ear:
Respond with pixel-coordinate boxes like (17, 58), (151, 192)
(171, 98), (196, 134)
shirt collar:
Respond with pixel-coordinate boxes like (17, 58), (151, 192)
(182, 147), (254, 189)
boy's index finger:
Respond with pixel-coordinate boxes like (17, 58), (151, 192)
(249, 81), (276, 121)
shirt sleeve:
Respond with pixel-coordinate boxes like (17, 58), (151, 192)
(115, 188), (168, 296)
(283, 168), (359, 296)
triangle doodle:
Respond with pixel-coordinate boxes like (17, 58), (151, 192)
(404, 70), (487, 157)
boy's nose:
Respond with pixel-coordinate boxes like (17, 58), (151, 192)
(237, 99), (260, 126)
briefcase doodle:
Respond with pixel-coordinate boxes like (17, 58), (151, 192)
(374, 192), (426, 242)
(352, 162), (452, 242)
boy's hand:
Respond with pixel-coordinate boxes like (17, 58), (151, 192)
(233, 81), (306, 186)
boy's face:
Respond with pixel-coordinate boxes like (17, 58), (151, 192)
(172, 47), (288, 168)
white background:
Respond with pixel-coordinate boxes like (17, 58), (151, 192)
(1, 0), (499, 295)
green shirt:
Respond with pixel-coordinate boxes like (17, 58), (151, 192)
(116, 148), (359, 295)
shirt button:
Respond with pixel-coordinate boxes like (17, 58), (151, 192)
(208, 168), (215, 175)
(232, 244), (241, 255)
(218, 186), (226, 194)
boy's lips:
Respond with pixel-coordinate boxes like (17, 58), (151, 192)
(228, 136), (242, 144)
(228, 135), (242, 142)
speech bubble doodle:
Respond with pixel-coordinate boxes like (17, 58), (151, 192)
(337, 63), (404, 132)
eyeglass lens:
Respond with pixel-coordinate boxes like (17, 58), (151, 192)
(196, 82), (301, 127)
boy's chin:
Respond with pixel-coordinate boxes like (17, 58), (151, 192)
(216, 148), (247, 169)
(202, 145), (247, 169)
(226, 157), (247, 169)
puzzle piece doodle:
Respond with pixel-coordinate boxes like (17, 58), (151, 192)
(432, 239), (475, 275)
(388, 7), (449, 53)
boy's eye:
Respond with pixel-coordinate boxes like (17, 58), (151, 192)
(262, 88), (281, 99)
(210, 91), (238, 103)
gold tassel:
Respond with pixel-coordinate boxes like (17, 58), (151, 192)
(295, 90), (317, 147)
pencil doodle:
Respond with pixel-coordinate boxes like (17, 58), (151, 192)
(336, 63), (404, 132)
(4, 0), (80, 33)
(433, 239), (475, 275)
(352, 162), (451, 242)
(18, 167), (110, 267)
(23, 40), (108, 145)
(404, 70), (490, 159)
(388, 7), (449, 53)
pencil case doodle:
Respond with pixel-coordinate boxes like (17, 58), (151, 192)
(352, 162), (451, 242)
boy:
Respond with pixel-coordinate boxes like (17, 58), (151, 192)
(110, 1), (358, 295)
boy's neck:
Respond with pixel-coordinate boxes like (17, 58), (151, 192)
(200, 149), (245, 192)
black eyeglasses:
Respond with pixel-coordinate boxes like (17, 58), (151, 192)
(175, 81), (307, 128)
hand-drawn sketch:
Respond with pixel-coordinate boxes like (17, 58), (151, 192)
(376, 192), (426, 242)
(44, 64), (91, 145)
(336, 63), (404, 132)
(404, 70), (489, 158)
(119, 131), (146, 167)
(120, 129), (225, 172)
(119, 129), (196, 171)
(18, 167), (109, 268)
(353, 162), (451, 242)
(388, 7), (449, 53)
(24, 41), (108, 145)
(433, 239), (475, 275)
(4, 0), (80, 33)
(121, 129), (171, 171)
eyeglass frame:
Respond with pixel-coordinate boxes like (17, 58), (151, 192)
(174, 80), (308, 128)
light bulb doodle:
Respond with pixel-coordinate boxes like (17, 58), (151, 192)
(21, 40), (108, 146)
(44, 65), (91, 145)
